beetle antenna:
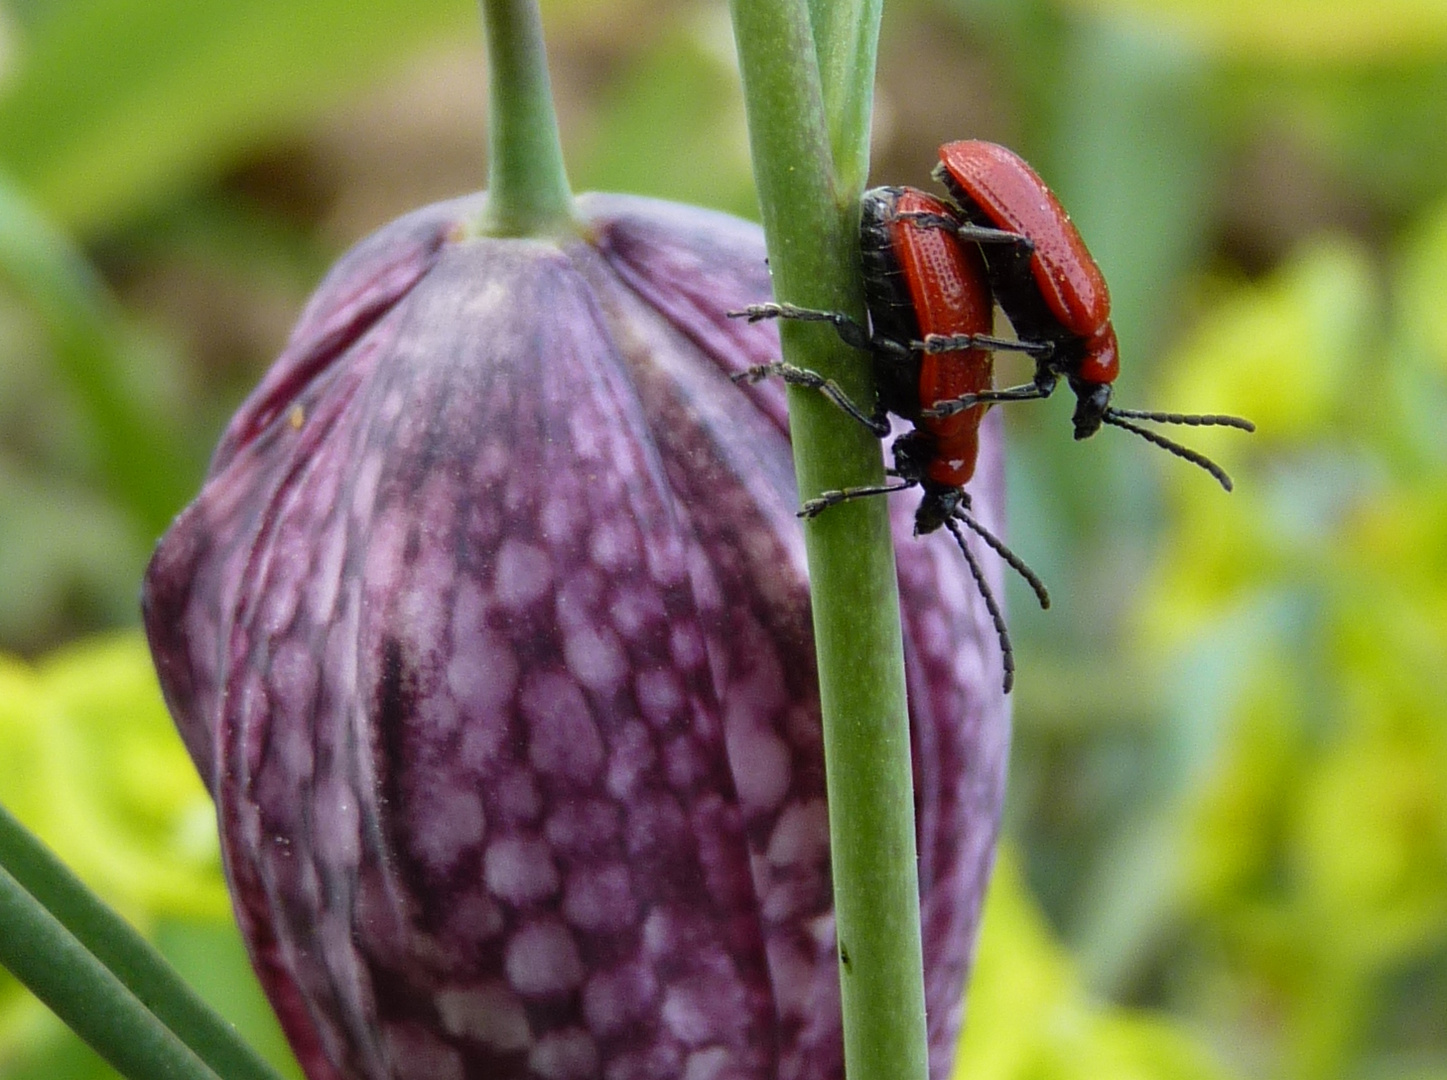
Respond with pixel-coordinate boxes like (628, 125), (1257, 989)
(952, 508), (1050, 610)
(1100, 412), (1235, 492)
(1106, 407), (1255, 432)
(943, 516), (1016, 694)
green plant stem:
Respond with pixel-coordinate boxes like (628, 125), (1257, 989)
(0, 803), (289, 1080)
(729, 7), (929, 1080)
(807, 0), (883, 196)
(0, 859), (223, 1080)
(476, 0), (574, 236)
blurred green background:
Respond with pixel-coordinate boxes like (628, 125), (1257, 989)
(0, 0), (1444, 1077)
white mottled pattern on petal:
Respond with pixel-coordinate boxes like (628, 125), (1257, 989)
(484, 835), (561, 905)
(505, 920), (585, 998)
(494, 538), (553, 609)
(411, 786), (486, 873)
(765, 800), (830, 869)
(562, 863), (636, 932)
(564, 623), (628, 695)
(435, 982), (532, 1050)
(522, 671), (606, 780)
(529, 1029), (600, 1080)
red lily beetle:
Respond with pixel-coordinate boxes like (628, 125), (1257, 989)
(922, 139), (1254, 490)
(731, 185), (1050, 693)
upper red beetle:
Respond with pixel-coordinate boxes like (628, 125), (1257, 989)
(732, 185), (1050, 693)
(921, 139), (1254, 489)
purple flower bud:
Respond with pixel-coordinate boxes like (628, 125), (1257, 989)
(143, 192), (1011, 1080)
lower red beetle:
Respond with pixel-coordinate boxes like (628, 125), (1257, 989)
(919, 139), (1254, 490)
(732, 185), (1050, 694)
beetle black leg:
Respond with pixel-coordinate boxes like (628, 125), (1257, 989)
(894, 211), (972, 232)
(895, 211), (1035, 253)
(921, 381), (1055, 419)
(731, 362), (889, 436)
(727, 302), (873, 353)
(799, 480), (917, 519)
(919, 332), (1054, 359)
(948, 223), (1036, 253)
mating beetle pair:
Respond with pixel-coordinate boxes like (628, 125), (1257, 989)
(732, 140), (1255, 693)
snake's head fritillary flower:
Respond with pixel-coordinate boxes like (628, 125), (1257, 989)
(142, 192), (1011, 1080)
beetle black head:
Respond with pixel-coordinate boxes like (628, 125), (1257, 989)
(1068, 378), (1112, 439)
(913, 482), (964, 536)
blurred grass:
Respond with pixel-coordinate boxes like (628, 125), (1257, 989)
(0, 0), (1445, 1078)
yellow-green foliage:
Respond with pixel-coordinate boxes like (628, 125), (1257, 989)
(0, 633), (228, 1067)
(957, 849), (1236, 1080)
(1060, 0), (1447, 59)
(0, 633), (226, 921)
(1136, 201), (1447, 1078)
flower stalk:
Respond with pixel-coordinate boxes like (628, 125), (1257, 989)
(0, 858), (222, 1080)
(477, 0), (574, 237)
(807, 0), (883, 197)
(0, 802), (288, 1080)
(728, 6), (931, 1080)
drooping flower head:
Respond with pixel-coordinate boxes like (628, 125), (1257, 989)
(144, 192), (1011, 1080)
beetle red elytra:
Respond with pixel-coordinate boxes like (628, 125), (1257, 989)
(919, 139), (1254, 489)
(732, 185), (1051, 694)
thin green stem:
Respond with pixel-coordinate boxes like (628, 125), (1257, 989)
(476, 0), (574, 236)
(0, 859), (223, 1080)
(729, 7), (930, 1080)
(808, 0), (884, 195)
(0, 803), (289, 1080)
